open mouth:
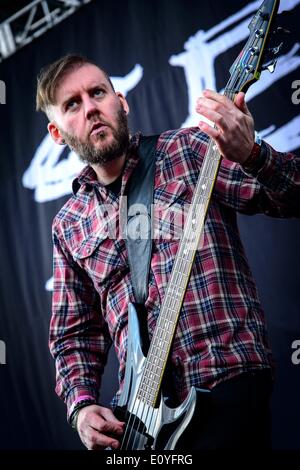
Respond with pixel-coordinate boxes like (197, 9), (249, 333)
(90, 123), (109, 136)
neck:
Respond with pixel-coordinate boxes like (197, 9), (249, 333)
(91, 153), (126, 185)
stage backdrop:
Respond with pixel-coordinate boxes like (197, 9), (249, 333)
(0, 0), (299, 449)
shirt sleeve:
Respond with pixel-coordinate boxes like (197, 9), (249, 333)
(49, 225), (112, 421)
(189, 127), (300, 217)
(215, 141), (300, 217)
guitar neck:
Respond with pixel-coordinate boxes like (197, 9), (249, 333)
(136, 87), (240, 407)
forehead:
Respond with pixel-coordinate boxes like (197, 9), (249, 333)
(55, 63), (110, 103)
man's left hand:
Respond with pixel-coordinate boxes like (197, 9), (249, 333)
(196, 89), (255, 164)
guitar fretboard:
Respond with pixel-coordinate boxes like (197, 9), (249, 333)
(137, 135), (223, 406)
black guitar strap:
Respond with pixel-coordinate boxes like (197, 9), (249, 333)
(125, 135), (159, 305)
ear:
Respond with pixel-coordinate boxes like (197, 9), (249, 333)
(116, 92), (129, 115)
(47, 121), (65, 145)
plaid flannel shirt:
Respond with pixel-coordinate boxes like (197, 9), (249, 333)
(50, 127), (300, 420)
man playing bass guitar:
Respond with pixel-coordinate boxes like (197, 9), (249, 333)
(38, 0), (299, 451)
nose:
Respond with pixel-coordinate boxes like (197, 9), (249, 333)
(83, 95), (99, 120)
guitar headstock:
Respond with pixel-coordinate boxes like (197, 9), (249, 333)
(228, 0), (286, 94)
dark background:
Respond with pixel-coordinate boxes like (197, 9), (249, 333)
(0, 0), (299, 450)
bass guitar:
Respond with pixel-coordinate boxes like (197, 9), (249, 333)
(115, 0), (283, 450)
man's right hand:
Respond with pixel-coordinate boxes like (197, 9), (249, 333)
(76, 404), (125, 450)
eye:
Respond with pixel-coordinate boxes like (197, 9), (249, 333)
(93, 88), (105, 98)
(65, 99), (79, 111)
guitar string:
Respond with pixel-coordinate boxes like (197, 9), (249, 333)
(121, 85), (243, 450)
(119, 21), (263, 449)
(121, 319), (170, 449)
(130, 143), (223, 449)
(120, 322), (166, 448)
(120, 90), (233, 450)
(120, 262), (194, 449)
(120, 141), (222, 449)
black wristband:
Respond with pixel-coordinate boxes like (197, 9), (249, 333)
(69, 399), (96, 430)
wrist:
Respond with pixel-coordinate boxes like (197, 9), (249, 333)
(243, 142), (261, 166)
(69, 398), (96, 430)
(70, 408), (81, 431)
(242, 131), (262, 169)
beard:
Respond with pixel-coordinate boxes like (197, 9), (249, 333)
(60, 106), (130, 166)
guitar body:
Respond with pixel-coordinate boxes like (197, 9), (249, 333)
(115, 303), (197, 450)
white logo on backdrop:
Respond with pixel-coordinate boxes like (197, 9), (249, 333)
(169, 0), (300, 148)
(21, 2), (300, 291)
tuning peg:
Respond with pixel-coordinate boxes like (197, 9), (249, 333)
(273, 26), (290, 35)
(262, 59), (277, 73)
(266, 42), (283, 56)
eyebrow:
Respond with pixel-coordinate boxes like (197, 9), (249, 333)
(61, 82), (110, 109)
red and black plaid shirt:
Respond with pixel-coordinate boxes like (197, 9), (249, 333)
(50, 128), (300, 420)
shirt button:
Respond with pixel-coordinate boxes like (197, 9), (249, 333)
(86, 248), (91, 254)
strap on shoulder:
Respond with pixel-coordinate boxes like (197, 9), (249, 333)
(125, 135), (159, 305)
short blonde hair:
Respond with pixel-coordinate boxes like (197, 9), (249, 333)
(36, 54), (114, 118)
